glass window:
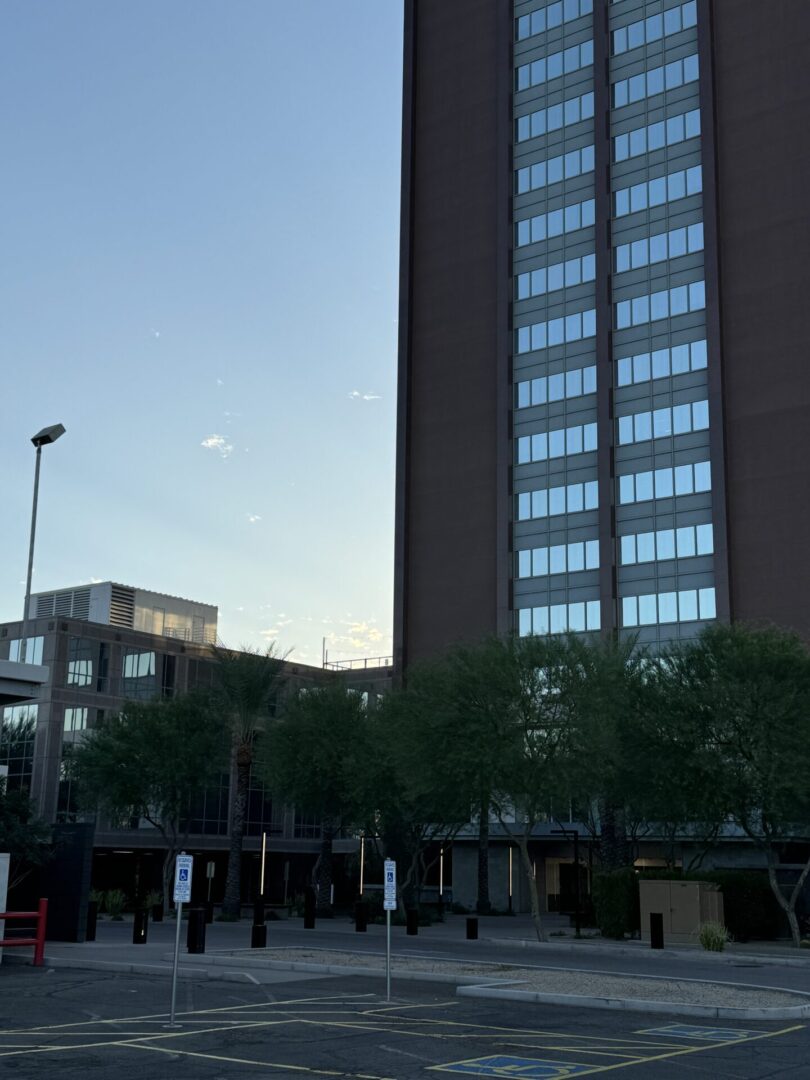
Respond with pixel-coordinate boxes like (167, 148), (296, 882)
(583, 365), (597, 394)
(639, 594), (657, 626)
(549, 428), (566, 458)
(646, 12), (662, 39)
(686, 165), (702, 194)
(9, 637), (44, 665)
(564, 203), (580, 231)
(684, 54), (699, 82)
(566, 426), (583, 455)
(647, 66), (664, 96)
(655, 468), (674, 498)
(672, 403), (692, 434)
(615, 132), (629, 162)
(64, 707), (88, 733)
(616, 245), (630, 272)
(517, 220), (531, 246)
(622, 596), (638, 627)
(689, 280), (706, 309)
(651, 348), (669, 379)
(613, 25), (628, 53)
(550, 545), (567, 574)
(583, 309), (596, 337)
(665, 59), (684, 90)
(636, 471), (654, 501)
(671, 344), (690, 374)
(549, 486), (565, 514)
(688, 222), (704, 251)
(634, 353), (651, 382)
(648, 120), (665, 150)
(677, 526), (696, 557)
(533, 552), (552, 578)
(586, 600), (600, 630)
(532, 322), (547, 350)
(567, 484), (583, 512)
(669, 227), (687, 257)
(664, 5), (681, 33)
(548, 318), (564, 346)
(686, 108), (701, 138)
(517, 382), (530, 409)
(551, 604), (568, 633)
(568, 543), (584, 572)
(532, 377), (547, 405)
(585, 480), (599, 509)
(584, 423), (597, 451)
(534, 606), (550, 634)
(634, 411), (652, 441)
(668, 171), (686, 201)
(534, 488), (550, 517)
(568, 603), (586, 633)
(657, 529), (676, 559)
(621, 535), (636, 564)
(648, 176), (667, 206)
(629, 73), (645, 102)
(517, 437), (530, 464)
(674, 464), (693, 495)
(564, 97), (579, 125)
(696, 523), (714, 554)
(630, 182), (647, 213)
(649, 233), (667, 263)
(658, 592), (678, 623)
(585, 539), (599, 569)
(565, 312), (582, 340)
(637, 532), (655, 562)
(548, 372), (564, 402)
(631, 238), (648, 267)
(518, 550), (532, 578)
(679, 590), (698, 621)
(518, 493), (531, 520)
(619, 475), (635, 503)
(669, 285), (688, 316)
(618, 357), (632, 386)
(519, 609), (532, 637)
(632, 295), (650, 325)
(67, 638), (94, 688)
(582, 199), (595, 226)
(653, 407), (672, 437)
(693, 399), (710, 429)
(548, 264), (564, 292)
(615, 188), (630, 216)
(699, 587), (717, 619)
(694, 461), (711, 492)
(629, 127), (646, 157)
(534, 432), (550, 460)
(666, 114), (685, 144)
(566, 368), (582, 397)
(650, 290), (669, 321)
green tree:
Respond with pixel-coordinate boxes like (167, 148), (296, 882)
(211, 644), (287, 919)
(662, 624), (810, 946)
(72, 693), (228, 900)
(263, 683), (370, 913)
(0, 774), (51, 892)
(358, 687), (472, 910)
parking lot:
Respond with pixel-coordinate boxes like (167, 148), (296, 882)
(0, 967), (807, 1078)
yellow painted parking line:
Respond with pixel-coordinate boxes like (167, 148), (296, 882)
(123, 1039), (397, 1079)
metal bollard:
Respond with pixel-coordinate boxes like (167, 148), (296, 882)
(650, 912), (664, 950)
(251, 923), (267, 948)
(85, 900), (98, 942)
(253, 898), (265, 925)
(466, 917), (478, 940)
(354, 900), (368, 932)
(187, 906), (207, 954)
(406, 908), (419, 936)
(133, 908), (149, 945)
(304, 888), (316, 930)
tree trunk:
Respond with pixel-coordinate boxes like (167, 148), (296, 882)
(765, 847), (810, 948)
(600, 801), (632, 871)
(222, 746), (251, 919)
(477, 794), (491, 914)
(315, 819), (335, 915)
(517, 835), (545, 942)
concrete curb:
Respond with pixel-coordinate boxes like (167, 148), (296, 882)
(485, 935), (810, 968)
(9, 949), (810, 1020)
(456, 983), (810, 1020)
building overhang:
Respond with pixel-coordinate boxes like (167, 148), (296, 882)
(0, 659), (49, 706)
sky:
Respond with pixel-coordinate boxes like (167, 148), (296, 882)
(0, 1), (404, 667)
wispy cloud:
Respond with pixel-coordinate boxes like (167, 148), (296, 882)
(201, 433), (233, 459)
(348, 390), (382, 401)
(246, 513), (261, 524)
(150, 328), (160, 339)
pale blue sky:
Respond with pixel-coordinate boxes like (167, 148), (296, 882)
(0, 1), (403, 666)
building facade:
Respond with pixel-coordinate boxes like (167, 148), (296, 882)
(395, 0), (810, 669)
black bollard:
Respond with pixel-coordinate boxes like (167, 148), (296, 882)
(187, 906), (207, 954)
(86, 900), (98, 942)
(251, 923), (267, 948)
(205, 901), (214, 924)
(253, 898), (265, 926)
(650, 912), (664, 950)
(304, 888), (316, 930)
(354, 900), (368, 933)
(133, 908), (149, 945)
(466, 916), (479, 940)
(406, 907), (419, 936)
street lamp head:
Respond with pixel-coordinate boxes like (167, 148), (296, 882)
(31, 423), (66, 448)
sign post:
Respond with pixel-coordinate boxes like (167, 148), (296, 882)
(383, 858), (396, 1002)
(168, 852), (193, 1027)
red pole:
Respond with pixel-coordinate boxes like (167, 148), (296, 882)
(33, 898), (48, 967)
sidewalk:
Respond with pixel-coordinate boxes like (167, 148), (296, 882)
(7, 915), (809, 1022)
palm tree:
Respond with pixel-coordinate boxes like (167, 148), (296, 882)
(211, 643), (287, 919)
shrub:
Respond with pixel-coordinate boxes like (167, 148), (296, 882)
(592, 868), (638, 939)
(105, 889), (126, 920)
(699, 920), (729, 951)
(697, 870), (784, 942)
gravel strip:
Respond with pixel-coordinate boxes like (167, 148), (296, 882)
(246, 947), (803, 1009)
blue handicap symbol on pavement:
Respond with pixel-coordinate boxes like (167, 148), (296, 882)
(433, 1056), (593, 1077)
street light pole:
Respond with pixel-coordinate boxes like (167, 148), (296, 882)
(20, 424), (66, 662)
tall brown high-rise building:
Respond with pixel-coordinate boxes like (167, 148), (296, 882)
(394, 0), (810, 671)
